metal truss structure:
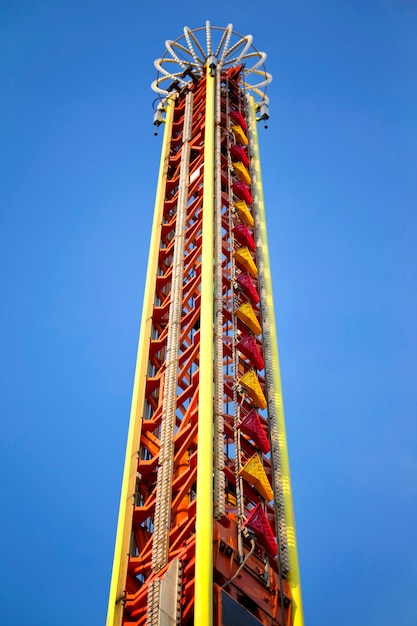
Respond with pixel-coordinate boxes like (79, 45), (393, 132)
(106, 22), (303, 626)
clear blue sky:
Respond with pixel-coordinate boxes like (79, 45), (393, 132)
(1, 1), (416, 625)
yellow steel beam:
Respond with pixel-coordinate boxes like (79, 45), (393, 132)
(194, 69), (215, 626)
(106, 98), (175, 626)
(249, 96), (305, 626)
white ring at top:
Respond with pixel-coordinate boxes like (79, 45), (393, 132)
(152, 21), (272, 102)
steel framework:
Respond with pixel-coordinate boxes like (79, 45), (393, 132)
(106, 22), (303, 626)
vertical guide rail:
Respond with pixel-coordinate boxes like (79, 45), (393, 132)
(226, 76), (244, 561)
(214, 64), (225, 519)
(152, 91), (194, 573)
(194, 69), (215, 626)
(106, 98), (175, 626)
(246, 95), (304, 626)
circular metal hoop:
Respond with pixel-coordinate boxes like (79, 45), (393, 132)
(152, 21), (272, 103)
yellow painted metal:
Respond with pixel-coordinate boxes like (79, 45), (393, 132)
(234, 246), (258, 277)
(239, 369), (267, 409)
(231, 124), (249, 145)
(234, 200), (254, 227)
(239, 454), (274, 501)
(233, 161), (251, 185)
(194, 70), (215, 626)
(249, 96), (305, 626)
(105, 99), (175, 626)
(235, 302), (262, 336)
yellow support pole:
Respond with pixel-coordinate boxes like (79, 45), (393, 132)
(194, 69), (215, 626)
(249, 97), (305, 626)
(106, 98), (175, 626)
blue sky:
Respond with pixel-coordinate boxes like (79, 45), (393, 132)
(1, 1), (417, 625)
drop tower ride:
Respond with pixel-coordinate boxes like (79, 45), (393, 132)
(106, 22), (303, 626)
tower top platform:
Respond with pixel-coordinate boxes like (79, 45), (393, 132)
(152, 21), (272, 103)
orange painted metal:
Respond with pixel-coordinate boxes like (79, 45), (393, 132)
(115, 68), (293, 626)
(120, 78), (208, 625)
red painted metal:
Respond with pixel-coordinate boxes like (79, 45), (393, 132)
(230, 144), (249, 167)
(235, 273), (260, 304)
(233, 181), (253, 205)
(233, 223), (256, 251)
(244, 503), (278, 558)
(240, 409), (271, 455)
(236, 333), (265, 371)
(229, 108), (247, 131)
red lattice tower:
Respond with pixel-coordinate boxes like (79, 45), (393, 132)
(106, 22), (303, 626)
